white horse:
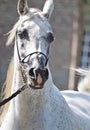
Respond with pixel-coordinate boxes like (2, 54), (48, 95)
(1, 0), (90, 130)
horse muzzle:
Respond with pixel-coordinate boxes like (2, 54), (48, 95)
(27, 53), (49, 89)
(28, 67), (49, 89)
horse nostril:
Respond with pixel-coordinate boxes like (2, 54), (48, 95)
(29, 68), (35, 78)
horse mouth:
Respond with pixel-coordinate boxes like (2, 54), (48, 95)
(28, 68), (49, 89)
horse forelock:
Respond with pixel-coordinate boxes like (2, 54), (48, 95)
(6, 8), (43, 46)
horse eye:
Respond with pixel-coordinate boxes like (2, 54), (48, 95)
(18, 29), (29, 40)
(47, 32), (54, 43)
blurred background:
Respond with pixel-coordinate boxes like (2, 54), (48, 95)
(0, 0), (90, 91)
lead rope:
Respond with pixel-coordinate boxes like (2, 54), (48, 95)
(0, 85), (27, 107)
(0, 63), (29, 107)
(0, 36), (30, 107)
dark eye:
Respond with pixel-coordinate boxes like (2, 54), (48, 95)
(18, 29), (29, 40)
(47, 32), (54, 43)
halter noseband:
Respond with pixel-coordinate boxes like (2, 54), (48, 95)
(16, 38), (48, 66)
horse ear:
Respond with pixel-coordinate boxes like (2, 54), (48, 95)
(43, 0), (54, 19)
(17, 0), (29, 16)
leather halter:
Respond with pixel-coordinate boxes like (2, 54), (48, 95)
(15, 34), (49, 89)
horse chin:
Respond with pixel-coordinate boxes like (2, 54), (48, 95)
(29, 84), (44, 89)
(28, 69), (49, 89)
(28, 79), (47, 90)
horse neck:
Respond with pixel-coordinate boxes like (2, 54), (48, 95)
(9, 45), (76, 129)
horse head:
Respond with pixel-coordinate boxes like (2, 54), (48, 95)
(10, 0), (54, 89)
